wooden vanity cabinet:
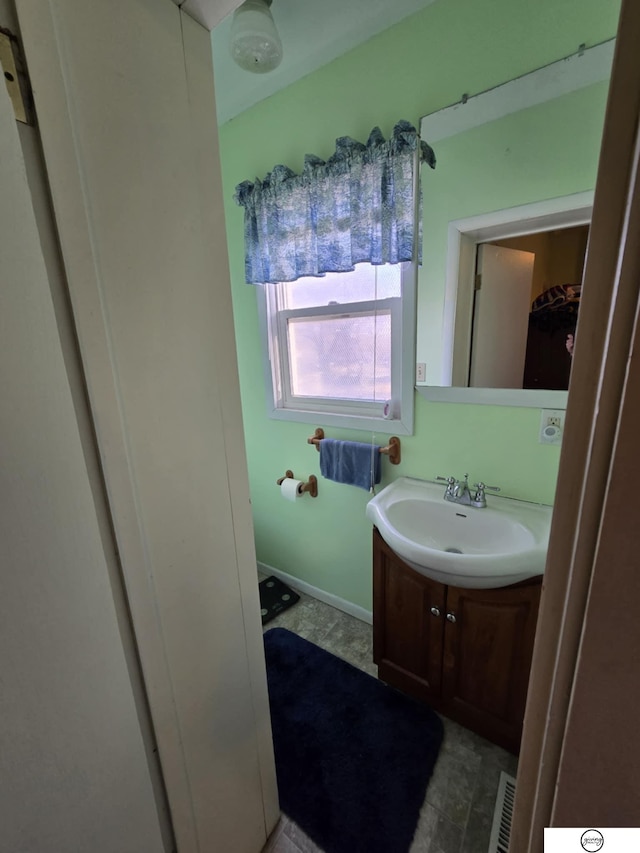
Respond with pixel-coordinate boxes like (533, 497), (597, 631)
(372, 529), (541, 753)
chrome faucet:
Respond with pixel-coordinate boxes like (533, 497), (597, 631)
(436, 474), (500, 508)
(453, 473), (473, 505)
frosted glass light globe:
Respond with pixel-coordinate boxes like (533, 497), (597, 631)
(230, 0), (283, 74)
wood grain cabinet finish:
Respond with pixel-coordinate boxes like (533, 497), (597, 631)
(373, 529), (541, 753)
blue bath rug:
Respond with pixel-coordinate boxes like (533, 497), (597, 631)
(263, 627), (444, 853)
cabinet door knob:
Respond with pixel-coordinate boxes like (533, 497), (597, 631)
(446, 612), (457, 623)
(430, 606), (441, 617)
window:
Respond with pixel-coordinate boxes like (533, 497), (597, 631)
(257, 262), (416, 434)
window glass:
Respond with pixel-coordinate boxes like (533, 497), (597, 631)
(281, 265), (401, 309)
(287, 312), (392, 401)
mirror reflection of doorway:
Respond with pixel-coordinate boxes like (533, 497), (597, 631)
(469, 224), (589, 389)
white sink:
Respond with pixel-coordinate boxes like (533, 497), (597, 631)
(366, 477), (552, 588)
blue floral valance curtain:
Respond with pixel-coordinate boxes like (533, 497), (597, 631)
(234, 120), (435, 285)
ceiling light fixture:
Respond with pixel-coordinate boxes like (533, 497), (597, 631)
(230, 0), (283, 74)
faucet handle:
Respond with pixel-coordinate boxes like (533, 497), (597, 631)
(436, 475), (457, 496)
(473, 482), (501, 499)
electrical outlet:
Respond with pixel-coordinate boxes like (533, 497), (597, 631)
(416, 362), (426, 382)
(539, 409), (565, 445)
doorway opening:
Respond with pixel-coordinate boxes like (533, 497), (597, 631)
(469, 223), (589, 390)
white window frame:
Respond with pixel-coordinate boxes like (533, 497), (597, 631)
(256, 263), (416, 435)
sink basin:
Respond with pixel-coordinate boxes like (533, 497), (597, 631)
(366, 477), (552, 588)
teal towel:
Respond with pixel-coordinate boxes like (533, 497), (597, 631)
(319, 439), (382, 490)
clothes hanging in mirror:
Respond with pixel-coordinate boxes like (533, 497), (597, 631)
(523, 284), (580, 390)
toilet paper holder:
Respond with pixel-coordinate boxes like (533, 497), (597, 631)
(276, 470), (318, 498)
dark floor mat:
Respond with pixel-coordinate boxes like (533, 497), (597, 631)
(259, 576), (300, 625)
(264, 627), (444, 853)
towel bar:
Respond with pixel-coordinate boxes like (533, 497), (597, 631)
(381, 436), (401, 465)
(307, 427), (325, 448)
(276, 470), (318, 498)
(307, 428), (401, 465)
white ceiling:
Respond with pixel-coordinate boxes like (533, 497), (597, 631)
(210, 0), (437, 124)
(176, 0), (242, 31)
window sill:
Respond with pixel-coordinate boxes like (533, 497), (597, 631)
(266, 404), (414, 436)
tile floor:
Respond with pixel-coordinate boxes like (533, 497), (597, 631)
(259, 578), (518, 853)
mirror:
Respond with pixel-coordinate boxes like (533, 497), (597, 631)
(416, 40), (614, 407)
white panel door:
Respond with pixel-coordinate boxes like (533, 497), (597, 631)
(470, 244), (535, 388)
(0, 50), (165, 853)
(15, 1), (279, 850)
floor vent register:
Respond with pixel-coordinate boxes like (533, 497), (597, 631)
(488, 771), (516, 853)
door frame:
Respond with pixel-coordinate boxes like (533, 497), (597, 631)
(512, 0), (640, 844)
(14, 2), (279, 850)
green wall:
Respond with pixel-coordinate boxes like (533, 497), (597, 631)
(216, 0), (620, 612)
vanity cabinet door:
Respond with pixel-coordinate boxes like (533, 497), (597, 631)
(441, 581), (541, 753)
(373, 529), (445, 704)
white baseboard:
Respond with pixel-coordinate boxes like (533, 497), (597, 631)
(257, 562), (372, 625)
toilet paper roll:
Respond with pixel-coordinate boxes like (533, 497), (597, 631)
(281, 478), (304, 502)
